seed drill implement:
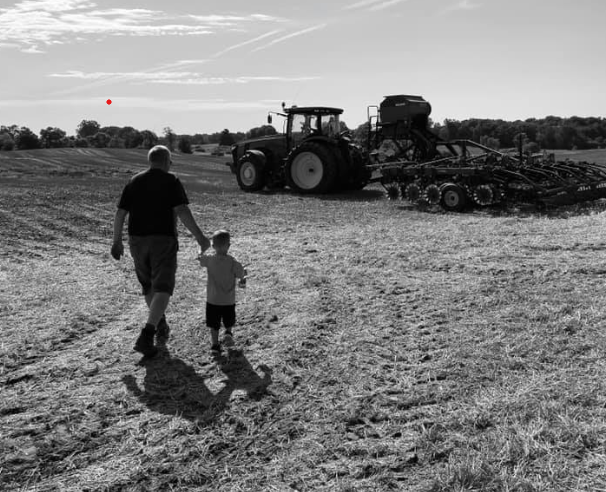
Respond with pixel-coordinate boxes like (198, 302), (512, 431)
(371, 95), (606, 211)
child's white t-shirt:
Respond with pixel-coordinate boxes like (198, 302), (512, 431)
(198, 254), (245, 305)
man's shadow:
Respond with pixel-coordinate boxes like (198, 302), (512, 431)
(122, 347), (272, 424)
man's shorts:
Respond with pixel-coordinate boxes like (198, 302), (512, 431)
(206, 303), (236, 330)
(129, 235), (178, 295)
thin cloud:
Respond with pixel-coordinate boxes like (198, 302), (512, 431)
(50, 60), (210, 95)
(22, 46), (45, 53)
(49, 70), (319, 85)
(344, 0), (407, 11)
(252, 24), (327, 52)
(188, 14), (283, 26)
(368, 0), (408, 11)
(212, 29), (285, 58)
(150, 76), (321, 85)
(343, 0), (382, 10)
(160, 60), (209, 68)
(122, 98), (281, 112)
(11, 0), (96, 12)
(49, 70), (196, 81)
(0, 1), (279, 53)
(440, 0), (481, 14)
(0, 97), (280, 112)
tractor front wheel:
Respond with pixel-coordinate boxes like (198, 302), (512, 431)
(236, 154), (265, 191)
(286, 142), (337, 194)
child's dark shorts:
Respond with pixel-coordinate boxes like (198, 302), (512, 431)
(206, 303), (236, 330)
(129, 235), (178, 295)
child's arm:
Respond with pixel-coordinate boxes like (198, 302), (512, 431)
(197, 247), (210, 267)
(234, 260), (247, 287)
(238, 267), (248, 287)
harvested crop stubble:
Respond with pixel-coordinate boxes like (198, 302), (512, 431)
(2, 150), (606, 491)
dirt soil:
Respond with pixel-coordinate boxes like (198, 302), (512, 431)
(2, 149), (606, 491)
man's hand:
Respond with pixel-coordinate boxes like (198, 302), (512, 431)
(198, 236), (211, 253)
(111, 241), (124, 260)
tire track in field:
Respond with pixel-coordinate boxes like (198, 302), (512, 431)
(0, 251), (155, 487)
(243, 248), (430, 487)
(281, 235), (474, 486)
(0, 248), (148, 387)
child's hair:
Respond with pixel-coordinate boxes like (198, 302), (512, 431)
(147, 145), (171, 166)
(212, 230), (230, 248)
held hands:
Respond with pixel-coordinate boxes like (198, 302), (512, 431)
(198, 236), (211, 254)
(111, 241), (124, 260)
(196, 243), (208, 263)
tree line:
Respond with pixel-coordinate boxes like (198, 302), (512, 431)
(429, 116), (606, 151)
(2, 116), (605, 153)
(0, 120), (277, 152)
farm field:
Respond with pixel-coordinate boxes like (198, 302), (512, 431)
(2, 148), (606, 491)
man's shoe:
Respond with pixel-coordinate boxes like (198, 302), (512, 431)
(134, 324), (158, 357)
(156, 316), (170, 340)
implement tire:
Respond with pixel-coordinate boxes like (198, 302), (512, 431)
(236, 152), (266, 191)
(286, 142), (338, 194)
(404, 182), (422, 203)
(440, 183), (467, 212)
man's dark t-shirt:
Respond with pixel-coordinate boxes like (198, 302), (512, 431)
(118, 169), (189, 237)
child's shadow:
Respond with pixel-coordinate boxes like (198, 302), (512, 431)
(122, 348), (272, 424)
(213, 348), (273, 406)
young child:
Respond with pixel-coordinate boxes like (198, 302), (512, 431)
(197, 230), (247, 354)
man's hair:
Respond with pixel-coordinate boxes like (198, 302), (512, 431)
(212, 230), (230, 247)
(147, 145), (171, 166)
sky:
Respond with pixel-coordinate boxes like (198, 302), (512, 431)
(0, 0), (605, 136)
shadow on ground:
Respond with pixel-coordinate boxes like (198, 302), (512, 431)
(122, 347), (272, 423)
(253, 187), (387, 202)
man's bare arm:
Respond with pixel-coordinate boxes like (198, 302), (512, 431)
(175, 204), (210, 252)
(111, 208), (128, 259)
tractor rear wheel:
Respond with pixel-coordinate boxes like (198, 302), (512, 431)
(440, 183), (467, 211)
(286, 142), (338, 194)
(236, 153), (265, 191)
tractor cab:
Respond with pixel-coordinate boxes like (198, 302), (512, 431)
(274, 106), (344, 149)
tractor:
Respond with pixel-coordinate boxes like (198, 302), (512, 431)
(229, 94), (606, 210)
(229, 104), (371, 194)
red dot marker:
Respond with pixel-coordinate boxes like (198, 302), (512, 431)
(106, 99), (112, 105)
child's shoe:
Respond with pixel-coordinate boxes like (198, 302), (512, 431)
(134, 324), (158, 357)
(210, 343), (222, 355)
(223, 331), (234, 347)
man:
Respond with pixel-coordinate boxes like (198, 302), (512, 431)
(111, 145), (210, 357)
